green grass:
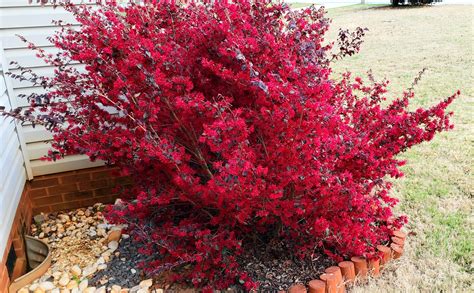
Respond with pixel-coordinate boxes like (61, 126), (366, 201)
(290, 3), (314, 9)
(324, 4), (473, 291)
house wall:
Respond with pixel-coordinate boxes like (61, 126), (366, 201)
(0, 0), (103, 178)
(0, 164), (127, 290)
(0, 189), (32, 293)
(0, 2), (124, 288)
(0, 42), (29, 287)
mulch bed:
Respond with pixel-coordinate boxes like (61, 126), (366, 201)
(237, 240), (336, 291)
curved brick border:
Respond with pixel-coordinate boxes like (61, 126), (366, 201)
(288, 230), (407, 293)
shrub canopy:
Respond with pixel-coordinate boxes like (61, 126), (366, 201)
(3, 1), (456, 290)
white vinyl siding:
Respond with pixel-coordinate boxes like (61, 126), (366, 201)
(0, 54), (27, 258)
(0, 1), (103, 177)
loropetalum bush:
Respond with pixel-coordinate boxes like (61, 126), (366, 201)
(3, 1), (457, 290)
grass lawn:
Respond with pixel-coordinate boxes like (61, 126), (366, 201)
(290, 3), (316, 9)
(325, 4), (473, 292)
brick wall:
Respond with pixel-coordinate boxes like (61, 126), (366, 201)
(1, 166), (129, 290)
(0, 188), (32, 292)
(27, 166), (130, 215)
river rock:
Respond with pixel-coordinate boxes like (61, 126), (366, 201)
(83, 264), (97, 277)
(139, 279), (153, 288)
(29, 283), (39, 291)
(108, 240), (119, 252)
(39, 281), (55, 291)
(71, 265), (82, 277)
(107, 229), (122, 243)
(66, 280), (78, 290)
(111, 285), (122, 293)
(83, 287), (96, 293)
(58, 274), (70, 287)
(79, 279), (88, 291)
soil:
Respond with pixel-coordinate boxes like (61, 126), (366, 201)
(237, 239), (336, 291)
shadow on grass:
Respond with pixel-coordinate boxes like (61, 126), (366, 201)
(370, 4), (440, 10)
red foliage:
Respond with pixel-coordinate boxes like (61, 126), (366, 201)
(3, 1), (457, 289)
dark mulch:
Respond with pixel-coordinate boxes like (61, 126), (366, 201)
(237, 239), (336, 291)
(89, 236), (148, 288)
(91, 236), (335, 292)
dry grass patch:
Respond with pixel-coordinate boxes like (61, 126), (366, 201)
(326, 4), (473, 292)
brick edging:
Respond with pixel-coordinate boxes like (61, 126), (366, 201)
(288, 230), (407, 293)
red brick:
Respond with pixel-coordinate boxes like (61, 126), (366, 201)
(28, 188), (48, 198)
(91, 169), (115, 180)
(12, 237), (23, 250)
(94, 187), (115, 197)
(60, 173), (92, 184)
(32, 206), (51, 215)
(11, 257), (27, 280)
(49, 200), (84, 212)
(78, 179), (109, 191)
(47, 183), (78, 195)
(29, 177), (60, 189)
(63, 190), (94, 202)
(110, 176), (133, 186)
(33, 195), (64, 207)
(0, 265), (9, 293)
(96, 195), (116, 203)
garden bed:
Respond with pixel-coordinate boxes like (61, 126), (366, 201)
(19, 204), (155, 293)
(18, 202), (406, 293)
(20, 203), (337, 292)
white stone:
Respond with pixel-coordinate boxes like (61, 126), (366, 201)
(101, 250), (111, 257)
(98, 264), (107, 270)
(95, 286), (106, 293)
(71, 265), (82, 277)
(29, 283), (39, 291)
(96, 256), (105, 264)
(58, 274), (70, 287)
(130, 268), (137, 274)
(139, 279), (153, 288)
(66, 280), (78, 289)
(107, 241), (119, 252)
(71, 288), (80, 293)
(82, 264), (97, 277)
(51, 289), (61, 293)
(97, 223), (108, 230)
(79, 279), (89, 291)
(137, 289), (149, 293)
(39, 281), (55, 291)
(53, 271), (62, 279)
(83, 287), (96, 293)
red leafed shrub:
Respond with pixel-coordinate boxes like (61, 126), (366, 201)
(3, 1), (457, 290)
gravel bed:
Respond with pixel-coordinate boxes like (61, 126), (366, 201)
(89, 236), (147, 288)
(19, 203), (335, 293)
